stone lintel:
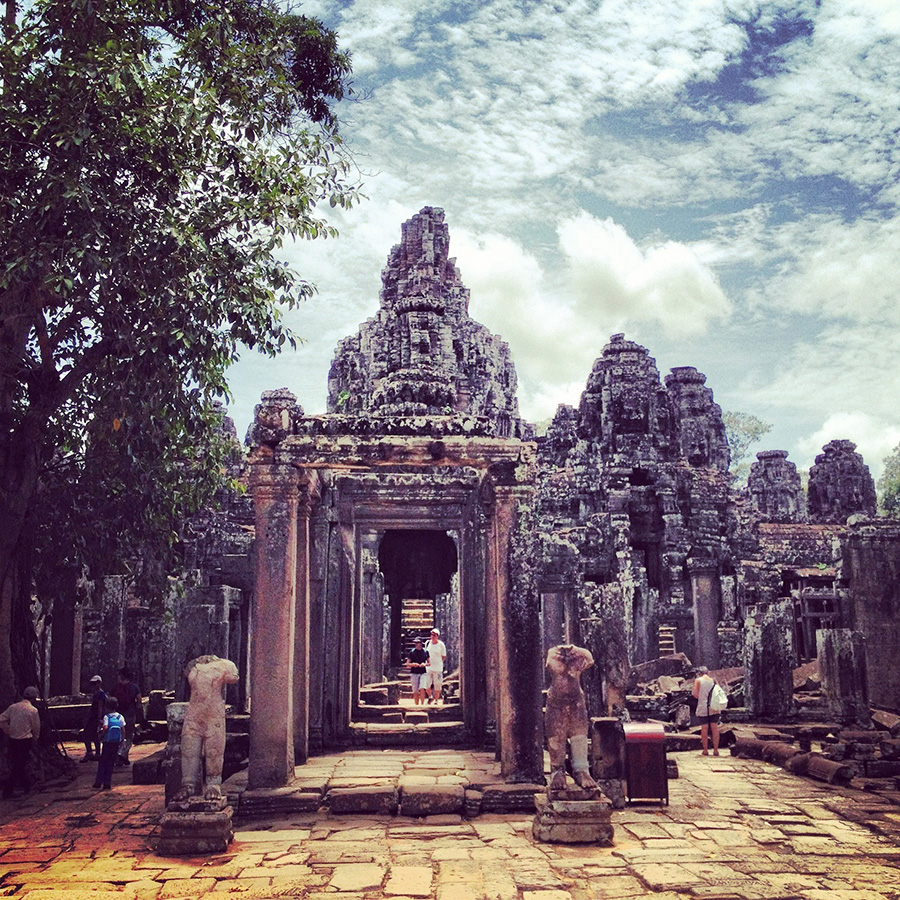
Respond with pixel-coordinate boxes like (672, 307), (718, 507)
(274, 433), (536, 472)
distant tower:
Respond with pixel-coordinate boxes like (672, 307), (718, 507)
(326, 207), (522, 437)
(665, 366), (730, 472)
(748, 450), (807, 523)
(807, 440), (876, 523)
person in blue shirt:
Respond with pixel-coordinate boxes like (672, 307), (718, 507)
(93, 696), (126, 790)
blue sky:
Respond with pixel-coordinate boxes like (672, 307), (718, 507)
(227, 0), (900, 479)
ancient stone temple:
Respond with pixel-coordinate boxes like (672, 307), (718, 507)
(45, 205), (900, 776)
(534, 339), (734, 709)
(245, 208), (543, 788)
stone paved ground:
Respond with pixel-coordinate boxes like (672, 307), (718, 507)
(2, 746), (900, 900)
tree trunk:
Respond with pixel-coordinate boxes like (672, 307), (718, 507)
(0, 434), (41, 706)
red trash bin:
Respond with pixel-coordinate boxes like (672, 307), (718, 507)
(623, 722), (668, 805)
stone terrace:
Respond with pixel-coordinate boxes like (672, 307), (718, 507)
(3, 746), (900, 900)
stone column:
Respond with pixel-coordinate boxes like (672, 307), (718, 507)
(293, 473), (319, 765)
(249, 464), (299, 788)
(743, 600), (795, 720)
(817, 629), (870, 726)
(492, 483), (544, 783)
(689, 558), (721, 670)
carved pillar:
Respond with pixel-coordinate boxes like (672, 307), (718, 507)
(817, 629), (870, 726)
(688, 558), (721, 670)
(293, 473), (319, 765)
(249, 464), (299, 788)
(492, 483), (544, 783)
(743, 600), (795, 720)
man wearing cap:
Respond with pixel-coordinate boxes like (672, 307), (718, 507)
(0, 686), (41, 799)
(424, 629), (447, 705)
(82, 675), (107, 762)
(404, 638), (429, 705)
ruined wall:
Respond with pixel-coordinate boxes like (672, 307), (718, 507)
(839, 520), (900, 711)
(535, 335), (733, 679)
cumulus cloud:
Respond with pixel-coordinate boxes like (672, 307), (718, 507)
(559, 213), (732, 337)
(796, 412), (900, 481)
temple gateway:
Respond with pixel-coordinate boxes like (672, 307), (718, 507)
(64, 207), (900, 789)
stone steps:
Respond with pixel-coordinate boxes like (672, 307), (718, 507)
(349, 720), (469, 747)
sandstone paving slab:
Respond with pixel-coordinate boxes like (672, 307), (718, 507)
(15, 891), (134, 900)
(249, 864), (314, 881)
(430, 847), (474, 860)
(157, 877), (216, 898)
(635, 864), (707, 890)
(507, 862), (570, 891)
(801, 891), (898, 900)
(579, 874), (645, 897)
(521, 891), (574, 900)
(469, 847), (512, 860)
(208, 878), (271, 892)
(383, 865), (433, 897)
(387, 824), (475, 839)
(327, 863), (386, 892)
(305, 842), (384, 864)
(435, 886), (487, 900)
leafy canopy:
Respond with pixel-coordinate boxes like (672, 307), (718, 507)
(723, 410), (772, 485)
(0, 0), (357, 620)
(878, 444), (900, 518)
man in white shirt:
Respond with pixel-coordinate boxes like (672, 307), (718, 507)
(1, 686), (41, 798)
(424, 628), (447, 705)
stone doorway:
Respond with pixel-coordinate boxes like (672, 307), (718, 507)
(356, 529), (461, 718)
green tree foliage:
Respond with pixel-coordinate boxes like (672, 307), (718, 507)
(877, 444), (900, 517)
(0, 0), (358, 700)
(722, 410), (773, 485)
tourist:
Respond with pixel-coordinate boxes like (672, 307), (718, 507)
(111, 667), (143, 765)
(93, 696), (126, 791)
(424, 628), (447, 704)
(404, 637), (429, 705)
(0, 686), (41, 799)
(692, 666), (720, 756)
(81, 675), (106, 762)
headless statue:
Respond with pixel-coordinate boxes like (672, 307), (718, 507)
(545, 644), (599, 795)
(173, 655), (239, 802)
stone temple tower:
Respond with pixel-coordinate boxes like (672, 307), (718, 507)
(327, 207), (523, 438)
(807, 439), (877, 523)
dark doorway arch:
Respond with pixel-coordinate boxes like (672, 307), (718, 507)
(378, 530), (458, 667)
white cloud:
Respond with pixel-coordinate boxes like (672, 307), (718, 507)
(559, 213), (732, 337)
(796, 412), (900, 481)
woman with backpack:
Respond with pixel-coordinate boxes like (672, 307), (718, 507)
(692, 666), (723, 757)
(93, 696), (126, 790)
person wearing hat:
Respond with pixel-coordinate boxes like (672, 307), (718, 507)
(404, 638), (429, 705)
(81, 675), (107, 762)
(0, 686), (41, 798)
(424, 629), (447, 705)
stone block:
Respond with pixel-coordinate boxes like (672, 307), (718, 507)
(864, 759), (900, 777)
(872, 709), (900, 732)
(327, 786), (399, 814)
(806, 754), (853, 784)
(153, 807), (233, 856)
(132, 748), (166, 785)
(463, 789), (483, 817)
(531, 794), (613, 845)
(879, 739), (900, 760)
(239, 786), (323, 815)
(400, 785), (465, 817)
(480, 783), (545, 813)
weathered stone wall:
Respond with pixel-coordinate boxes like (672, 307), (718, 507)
(838, 521), (900, 711)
